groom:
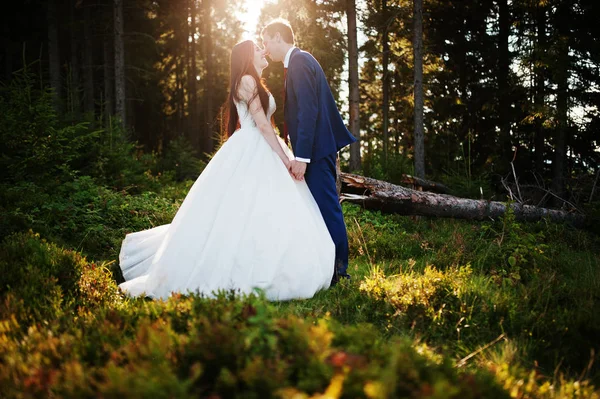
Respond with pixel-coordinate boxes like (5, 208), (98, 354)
(261, 19), (357, 284)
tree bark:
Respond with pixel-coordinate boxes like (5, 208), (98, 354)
(552, 36), (568, 203)
(397, 174), (450, 194)
(381, 0), (390, 167)
(47, 0), (62, 113)
(103, 34), (114, 125)
(202, 0), (215, 155)
(114, 0), (126, 127)
(3, 23), (12, 80)
(534, 4), (546, 173)
(347, 0), (361, 171)
(176, 50), (184, 134)
(340, 173), (585, 227)
(413, 0), (425, 178)
(188, 0), (199, 150)
(69, 0), (81, 117)
(457, 22), (470, 178)
(498, 0), (511, 163)
(83, 0), (95, 117)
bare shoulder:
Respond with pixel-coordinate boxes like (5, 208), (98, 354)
(240, 75), (257, 90)
(238, 75), (258, 101)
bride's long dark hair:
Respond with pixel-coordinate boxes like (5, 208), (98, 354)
(223, 40), (271, 138)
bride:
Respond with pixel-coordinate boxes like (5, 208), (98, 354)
(117, 40), (335, 301)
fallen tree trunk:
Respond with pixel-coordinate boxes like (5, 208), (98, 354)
(339, 173), (586, 227)
(398, 174), (450, 194)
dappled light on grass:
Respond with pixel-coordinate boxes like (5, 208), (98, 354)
(1, 203), (599, 397)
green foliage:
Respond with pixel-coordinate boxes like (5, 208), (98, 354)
(0, 67), (198, 260)
(0, 176), (180, 259)
(360, 264), (471, 336)
(0, 231), (123, 328)
(380, 338), (510, 399)
(436, 169), (494, 200)
(481, 206), (550, 282)
(0, 201), (598, 397)
(344, 204), (600, 386)
(361, 151), (415, 186)
(87, 119), (162, 193)
(0, 282), (511, 399)
(159, 136), (206, 182)
(0, 68), (96, 186)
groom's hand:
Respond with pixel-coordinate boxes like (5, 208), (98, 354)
(289, 160), (307, 181)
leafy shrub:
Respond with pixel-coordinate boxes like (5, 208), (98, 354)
(0, 290), (514, 399)
(0, 231), (123, 328)
(344, 204), (422, 263)
(360, 151), (414, 185)
(480, 206), (549, 282)
(357, 255), (600, 390)
(160, 136), (206, 181)
(0, 222), (597, 397)
(0, 176), (180, 259)
(0, 231), (84, 326)
(0, 68), (94, 187)
(359, 264), (472, 339)
(0, 65), (198, 259)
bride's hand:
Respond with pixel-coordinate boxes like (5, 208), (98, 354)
(281, 157), (296, 179)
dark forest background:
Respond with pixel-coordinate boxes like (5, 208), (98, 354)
(2, 0), (599, 206)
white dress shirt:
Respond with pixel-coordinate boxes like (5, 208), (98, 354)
(283, 46), (295, 68)
(283, 47), (311, 164)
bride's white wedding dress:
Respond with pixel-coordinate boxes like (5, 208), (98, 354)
(118, 93), (335, 300)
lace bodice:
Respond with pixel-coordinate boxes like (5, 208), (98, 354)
(235, 93), (276, 129)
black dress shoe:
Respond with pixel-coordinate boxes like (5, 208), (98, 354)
(330, 273), (340, 286)
(330, 269), (350, 287)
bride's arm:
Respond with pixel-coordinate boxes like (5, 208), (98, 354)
(239, 75), (291, 167)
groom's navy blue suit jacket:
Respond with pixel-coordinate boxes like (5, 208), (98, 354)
(284, 48), (356, 161)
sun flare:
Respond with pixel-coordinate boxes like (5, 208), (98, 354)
(238, 0), (268, 40)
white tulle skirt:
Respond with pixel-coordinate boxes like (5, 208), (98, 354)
(118, 126), (335, 301)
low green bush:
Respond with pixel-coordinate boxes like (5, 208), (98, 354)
(0, 287), (516, 399)
(0, 231), (124, 329)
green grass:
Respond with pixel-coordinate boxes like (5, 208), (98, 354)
(1, 196), (599, 398)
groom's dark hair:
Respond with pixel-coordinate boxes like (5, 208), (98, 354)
(262, 19), (295, 45)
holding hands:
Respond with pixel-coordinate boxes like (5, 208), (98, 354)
(288, 159), (307, 181)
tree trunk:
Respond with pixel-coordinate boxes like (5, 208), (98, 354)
(413, 0), (425, 178)
(69, 0), (81, 118)
(3, 23), (12, 80)
(498, 0), (511, 163)
(103, 34), (114, 126)
(202, 0), (215, 155)
(552, 36), (568, 204)
(457, 23), (469, 178)
(534, 4), (546, 173)
(347, 0), (361, 171)
(47, 0), (62, 114)
(176, 51), (184, 134)
(382, 0), (390, 167)
(398, 174), (450, 194)
(394, 110), (400, 153)
(188, 0), (199, 150)
(180, 4), (188, 136)
(340, 173), (585, 227)
(83, 0), (95, 117)
(114, 0), (126, 127)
